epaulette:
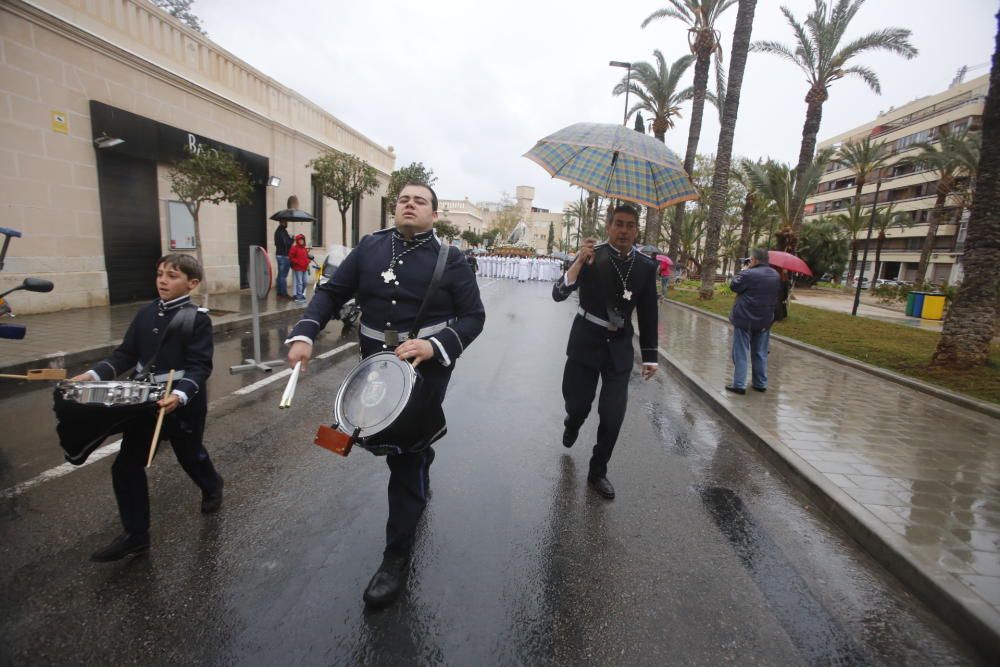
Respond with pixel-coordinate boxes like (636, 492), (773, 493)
(197, 307), (210, 313)
(372, 227), (392, 235)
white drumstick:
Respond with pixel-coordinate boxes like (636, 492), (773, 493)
(279, 362), (301, 408)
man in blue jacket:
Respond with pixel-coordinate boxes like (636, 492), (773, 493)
(727, 248), (782, 395)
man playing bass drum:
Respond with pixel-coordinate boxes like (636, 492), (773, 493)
(286, 182), (485, 608)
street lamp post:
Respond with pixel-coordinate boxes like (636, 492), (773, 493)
(609, 60), (632, 127)
(852, 179), (883, 316)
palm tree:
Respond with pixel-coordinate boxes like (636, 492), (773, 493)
(899, 128), (982, 282)
(642, 0), (738, 262)
(733, 158), (762, 258)
(753, 0), (917, 229)
(833, 136), (893, 205)
(831, 201), (869, 284)
(697, 0), (758, 299)
(867, 202), (912, 286)
(933, 11), (999, 369)
(743, 153), (831, 253)
(613, 51), (694, 247)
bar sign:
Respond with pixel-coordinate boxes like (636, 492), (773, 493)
(51, 111), (68, 134)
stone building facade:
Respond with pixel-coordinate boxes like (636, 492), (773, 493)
(1, 0), (394, 313)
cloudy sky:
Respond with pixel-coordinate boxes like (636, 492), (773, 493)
(197, 0), (996, 211)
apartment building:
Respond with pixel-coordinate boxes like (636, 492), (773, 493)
(803, 74), (987, 285)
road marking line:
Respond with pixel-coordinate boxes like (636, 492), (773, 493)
(1, 440), (121, 500)
(1, 341), (358, 500)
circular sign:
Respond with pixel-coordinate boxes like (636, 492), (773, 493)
(250, 246), (272, 300)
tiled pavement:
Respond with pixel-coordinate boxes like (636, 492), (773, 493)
(658, 300), (1000, 654)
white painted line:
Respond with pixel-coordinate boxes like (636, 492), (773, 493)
(1, 439), (121, 500)
(1, 342), (358, 501)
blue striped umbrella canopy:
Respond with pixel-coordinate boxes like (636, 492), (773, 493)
(523, 122), (698, 209)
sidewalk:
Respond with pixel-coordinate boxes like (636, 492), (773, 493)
(0, 290), (307, 374)
(657, 300), (1000, 659)
(792, 290), (944, 333)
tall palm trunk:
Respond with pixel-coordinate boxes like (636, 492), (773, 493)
(699, 0), (758, 298)
(934, 9), (1000, 368)
(871, 230), (886, 286)
(645, 123), (668, 246)
(916, 186), (950, 282)
(671, 46), (713, 260)
(846, 239), (859, 284)
(737, 192), (754, 258)
(792, 93), (826, 231)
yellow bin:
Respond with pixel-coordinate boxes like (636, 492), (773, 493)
(921, 294), (946, 320)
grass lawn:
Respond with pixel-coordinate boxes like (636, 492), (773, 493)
(668, 289), (1000, 405)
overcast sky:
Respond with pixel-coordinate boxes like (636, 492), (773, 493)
(197, 0), (996, 211)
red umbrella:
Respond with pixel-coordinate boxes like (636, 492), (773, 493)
(768, 251), (812, 276)
(655, 254), (673, 266)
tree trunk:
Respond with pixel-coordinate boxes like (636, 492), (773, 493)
(792, 96), (826, 232)
(738, 193), (754, 258)
(871, 231), (886, 287)
(699, 0), (757, 299)
(673, 47), (713, 263)
(645, 206), (663, 246)
(933, 9), (1000, 368)
(916, 191), (948, 281)
(846, 240), (858, 285)
(340, 208), (349, 247)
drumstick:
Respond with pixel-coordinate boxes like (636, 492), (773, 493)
(0, 369), (67, 380)
(279, 362), (301, 408)
(146, 370), (174, 468)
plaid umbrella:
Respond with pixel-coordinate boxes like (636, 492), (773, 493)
(523, 123), (698, 209)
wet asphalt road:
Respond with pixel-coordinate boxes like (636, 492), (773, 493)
(0, 279), (986, 666)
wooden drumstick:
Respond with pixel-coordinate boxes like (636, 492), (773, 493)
(146, 370), (175, 468)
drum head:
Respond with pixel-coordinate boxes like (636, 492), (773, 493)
(334, 352), (416, 439)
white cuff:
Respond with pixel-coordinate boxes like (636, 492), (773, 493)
(642, 363), (658, 367)
(84, 370), (100, 381)
(284, 335), (314, 347)
(429, 336), (451, 367)
(563, 276), (576, 287)
(172, 389), (189, 405)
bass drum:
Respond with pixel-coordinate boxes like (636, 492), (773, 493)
(333, 352), (445, 455)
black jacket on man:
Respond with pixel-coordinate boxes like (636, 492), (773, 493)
(552, 243), (658, 373)
(274, 224), (293, 257)
(729, 263), (782, 330)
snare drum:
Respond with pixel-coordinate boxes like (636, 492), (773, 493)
(333, 352), (445, 455)
(56, 380), (165, 406)
(53, 381), (164, 465)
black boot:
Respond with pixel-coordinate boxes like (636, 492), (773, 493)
(90, 532), (150, 562)
(363, 552), (410, 608)
(587, 475), (616, 500)
(201, 476), (224, 514)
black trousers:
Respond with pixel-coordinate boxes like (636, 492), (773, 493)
(111, 405), (221, 535)
(562, 356), (630, 478)
(381, 361), (451, 557)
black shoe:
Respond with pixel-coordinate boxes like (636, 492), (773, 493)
(725, 385), (746, 395)
(562, 419), (579, 448)
(363, 552), (410, 608)
(90, 532), (150, 562)
(587, 475), (616, 499)
(201, 476), (224, 514)
(752, 386), (767, 393)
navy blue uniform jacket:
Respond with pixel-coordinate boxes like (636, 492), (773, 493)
(290, 228), (485, 365)
(552, 244), (658, 373)
(89, 296), (213, 414)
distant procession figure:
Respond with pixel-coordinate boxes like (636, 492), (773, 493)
(552, 204), (658, 500)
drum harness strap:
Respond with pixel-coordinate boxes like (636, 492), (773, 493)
(136, 304), (197, 383)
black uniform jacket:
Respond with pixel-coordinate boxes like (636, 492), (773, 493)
(553, 244), (658, 373)
(89, 296), (213, 413)
(290, 228), (485, 364)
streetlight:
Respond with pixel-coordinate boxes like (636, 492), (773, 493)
(609, 60), (632, 127)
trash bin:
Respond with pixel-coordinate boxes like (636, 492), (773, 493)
(905, 292), (918, 316)
(921, 293), (946, 320)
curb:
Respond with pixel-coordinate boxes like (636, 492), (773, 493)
(650, 324), (1000, 661)
(666, 299), (1000, 419)
(0, 306), (309, 378)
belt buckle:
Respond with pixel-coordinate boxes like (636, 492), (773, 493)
(384, 330), (399, 347)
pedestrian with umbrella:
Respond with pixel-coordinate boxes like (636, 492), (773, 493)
(270, 195), (316, 300)
(726, 248), (783, 395)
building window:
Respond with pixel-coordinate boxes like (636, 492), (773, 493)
(311, 174), (324, 248)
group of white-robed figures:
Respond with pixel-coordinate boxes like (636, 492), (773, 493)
(476, 254), (564, 282)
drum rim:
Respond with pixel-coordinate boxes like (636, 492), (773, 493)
(56, 379), (164, 406)
(334, 351), (416, 438)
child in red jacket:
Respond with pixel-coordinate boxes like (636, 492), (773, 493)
(288, 234), (311, 302)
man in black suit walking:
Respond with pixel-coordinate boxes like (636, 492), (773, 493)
(552, 204), (659, 499)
